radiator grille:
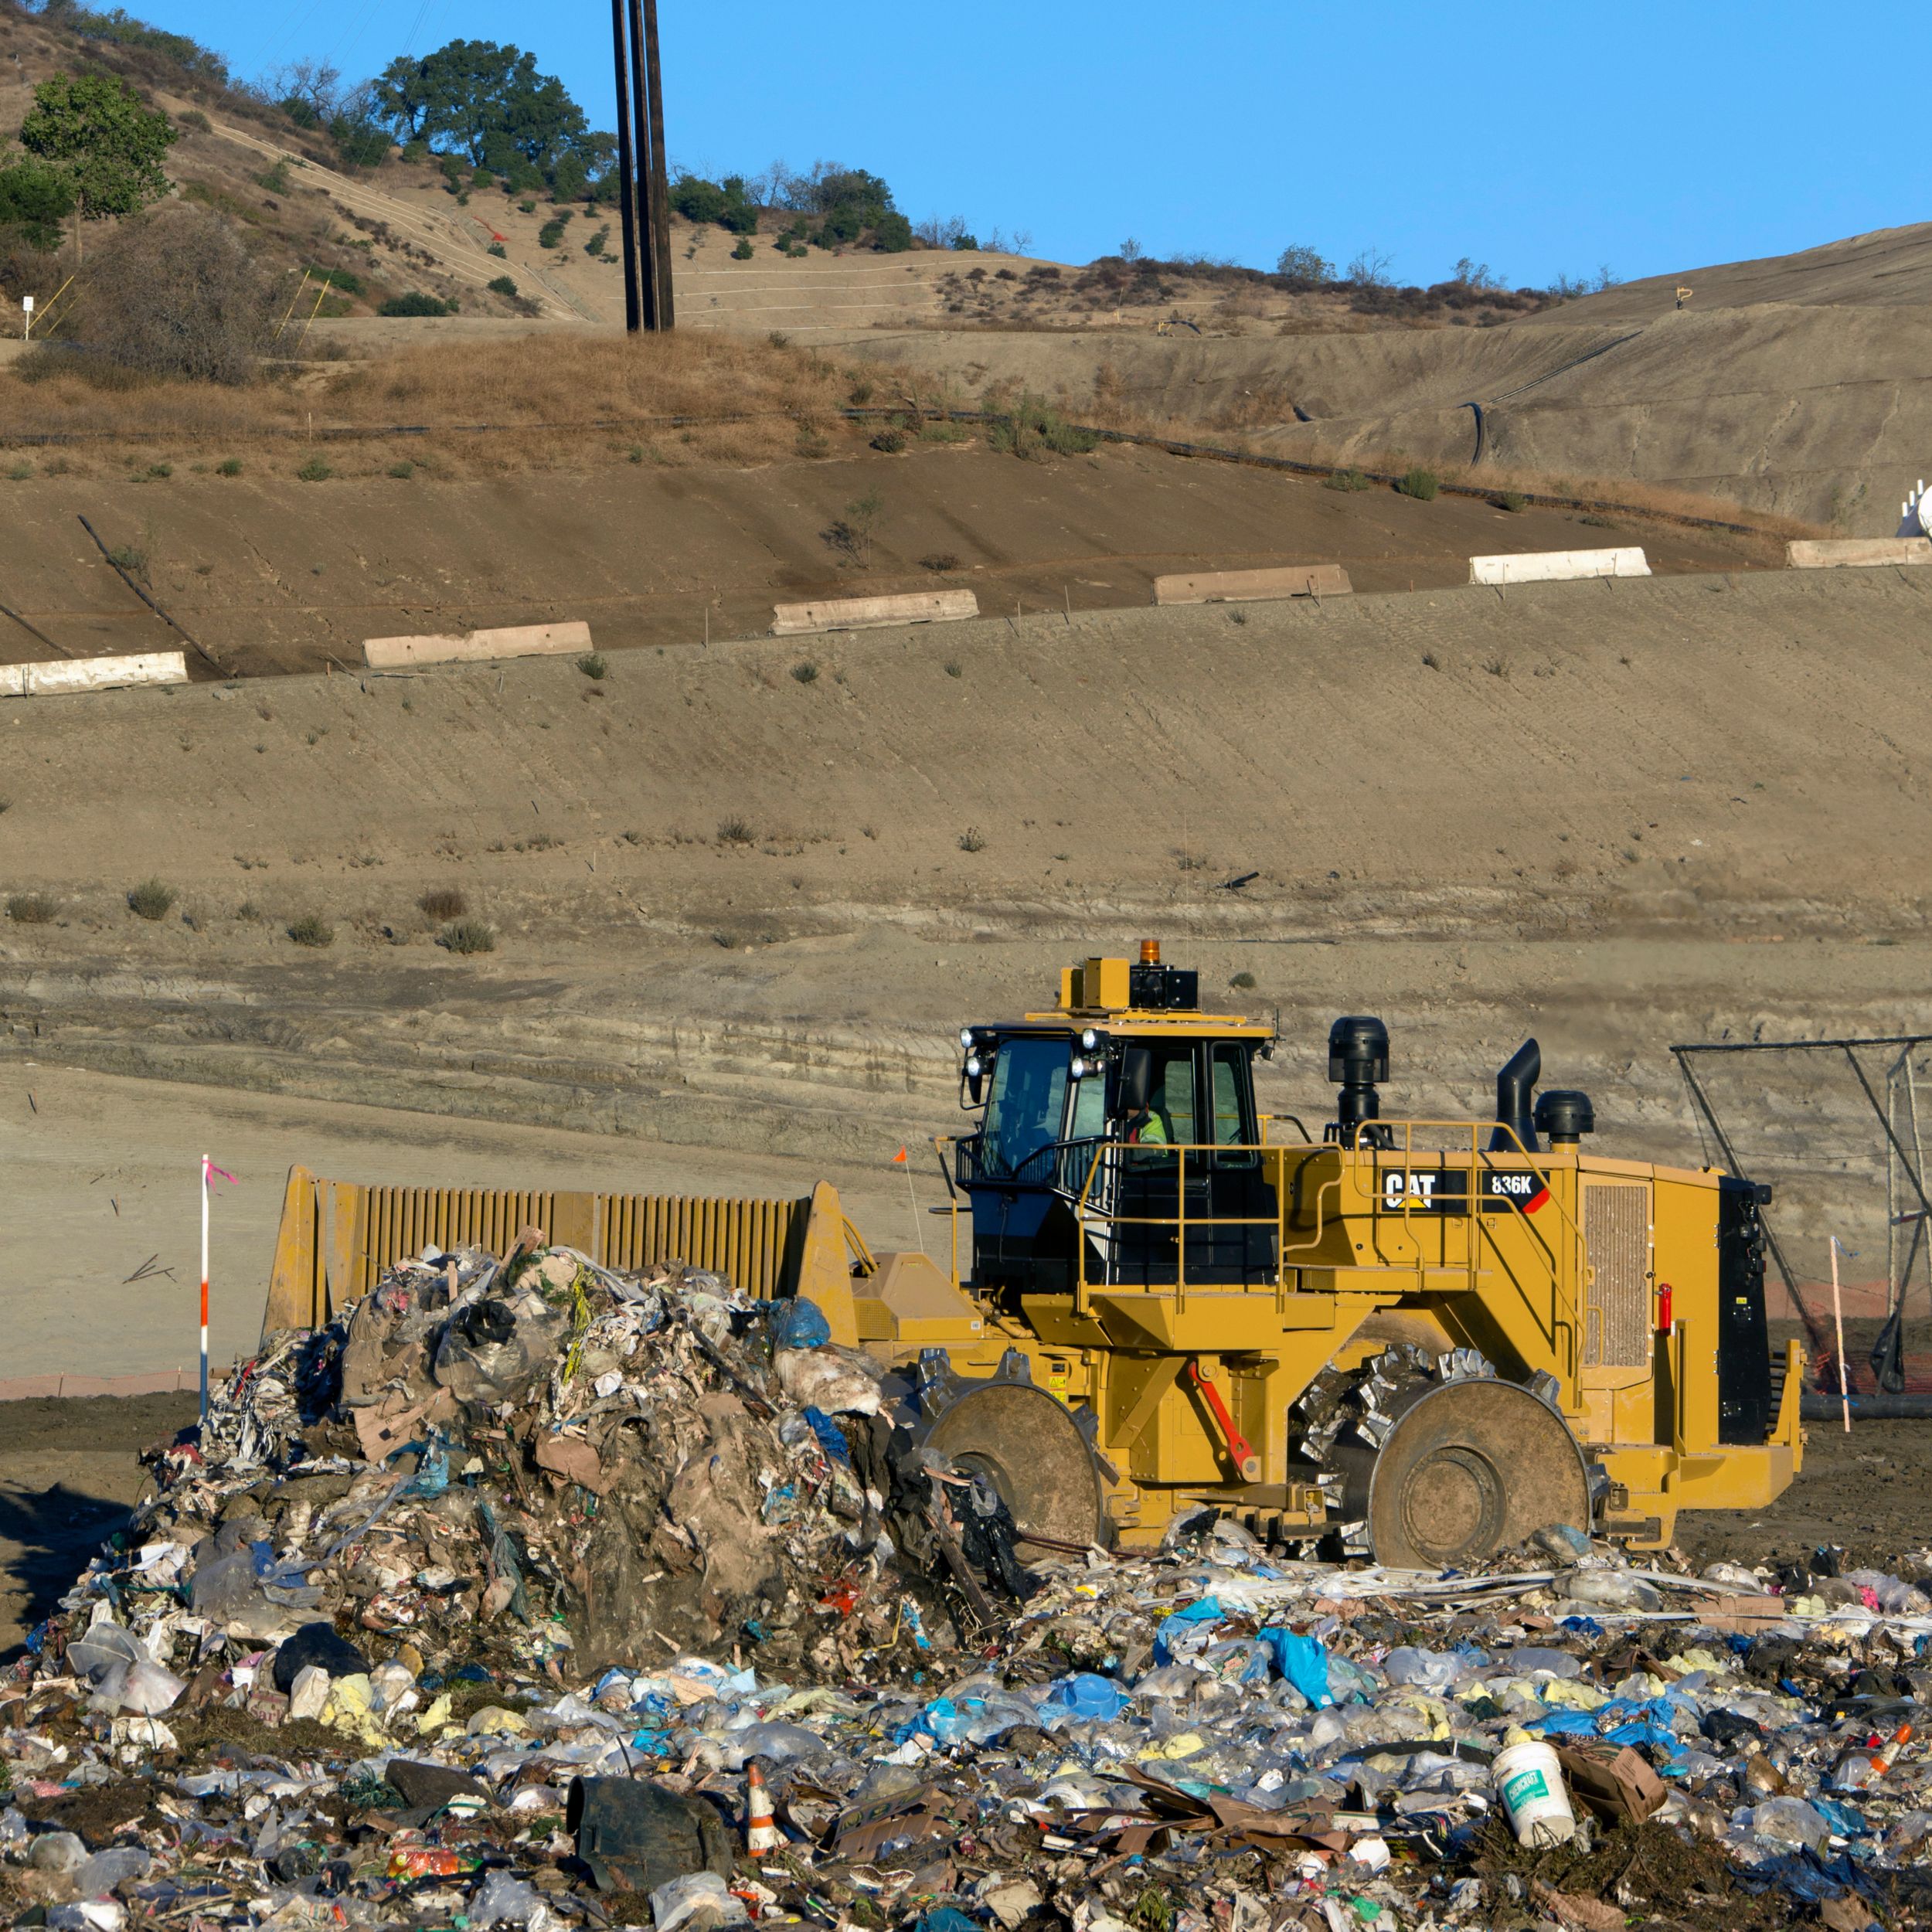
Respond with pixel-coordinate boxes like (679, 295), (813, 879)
(1583, 1184), (1651, 1368)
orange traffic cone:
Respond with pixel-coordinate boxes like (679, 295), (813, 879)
(746, 1760), (782, 1853)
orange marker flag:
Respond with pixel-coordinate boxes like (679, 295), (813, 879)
(893, 1146), (908, 1165)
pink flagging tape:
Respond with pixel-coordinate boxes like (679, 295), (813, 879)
(0, 1369), (192, 1402)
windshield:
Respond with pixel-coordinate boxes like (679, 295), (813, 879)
(982, 1036), (1070, 1178)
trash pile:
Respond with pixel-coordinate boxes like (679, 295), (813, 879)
(4, 1239), (1931, 1930)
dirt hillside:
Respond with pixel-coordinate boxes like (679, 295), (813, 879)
(4, 565), (1929, 1369)
(0, 440), (1778, 676)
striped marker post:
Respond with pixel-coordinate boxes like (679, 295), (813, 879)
(199, 1155), (211, 1423)
(199, 1157), (237, 1427)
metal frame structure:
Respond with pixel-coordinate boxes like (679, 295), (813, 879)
(1672, 1034), (1932, 1380)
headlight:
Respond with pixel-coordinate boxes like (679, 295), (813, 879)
(1070, 1056), (1088, 1080)
(965, 1055), (982, 1078)
(1080, 1028), (1099, 1050)
(959, 1028), (975, 1049)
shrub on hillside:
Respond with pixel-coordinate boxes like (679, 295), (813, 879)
(1395, 466), (1440, 501)
(439, 918), (495, 954)
(70, 206), (276, 384)
(127, 879), (176, 920)
(991, 396), (1098, 461)
(488, 274), (518, 297)
(1274, 243), (1334, 284)
(0, 160), (75, 253)
(379, 291), (457, 316)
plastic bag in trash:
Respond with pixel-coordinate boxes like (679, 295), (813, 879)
(1747, 1797), (1833, 1853)
(66, 1621), (183, 1716)
(1559, 1569), (1663, 1611)
(434, 1291), (566, 1405)
(74, 1846), (150, 1897)
(273, 1621), (370, 1692)
(769, 1298), (832, 1352)
(651, 1872), (750, 1932)
(1383, 1647), (1466, 1692)
(1152, 1597), (1223, 1664)
(1260, 1628), (1335, 1708)
(1529, 1523), (1592, 1560)
(474, 1869), (550, 1927)
(713, 1720), (831, 1769)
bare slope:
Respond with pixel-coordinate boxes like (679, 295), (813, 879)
(1523, 222), (1932, 321)
(2, 568), (1929, 1318)
(0, 443), (1776, 675)
(838, 223), (1932, 532)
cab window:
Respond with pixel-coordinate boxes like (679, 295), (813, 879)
(1069, 1066), (1107, 1141)
(1211, 1044), (1253, 1143)
(1147, 1044), (1198, 1145)
(982, 1036), (1069, 1177)
(1211, 1043), (1258, 1166)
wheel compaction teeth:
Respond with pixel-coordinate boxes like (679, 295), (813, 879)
(1352, 1410), (1394, 1450)
(1438, 1347), (1494, 1383)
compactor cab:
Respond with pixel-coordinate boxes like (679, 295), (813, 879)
(957, 943), (1278, 1298)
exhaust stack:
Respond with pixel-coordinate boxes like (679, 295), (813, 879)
(1488, 1038), (1541, 1153)
(1328, 1015), (1389, 1147)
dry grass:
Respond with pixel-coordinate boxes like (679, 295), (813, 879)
(0, 332), (860, 476)
(417, 886), (468, 920)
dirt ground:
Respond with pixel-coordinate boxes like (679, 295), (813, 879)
(1677, 1418), (1932, 1574)
(0, 1393), (194, 1657)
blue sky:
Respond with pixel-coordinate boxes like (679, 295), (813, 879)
(150, 0), (1913, 284)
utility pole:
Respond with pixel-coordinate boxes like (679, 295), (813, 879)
(612, 0), (672, 332)
(641, 0), (675, 328)
(607, 0), (641, 333)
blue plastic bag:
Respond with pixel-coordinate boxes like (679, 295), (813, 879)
(802, 1406), (852, 1467)
(771, 1298), (832, 1351)
(1258, 1628), (1334, 1708)
(1152, 1597), (1223, 1664)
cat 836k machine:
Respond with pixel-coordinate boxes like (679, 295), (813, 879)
(265, 943), (1804, 1567)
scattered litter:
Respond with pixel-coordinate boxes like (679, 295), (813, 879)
(9, 1239), (1932, 1929)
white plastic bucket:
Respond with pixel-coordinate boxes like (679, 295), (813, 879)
(1492, 1740), (1575, 1846)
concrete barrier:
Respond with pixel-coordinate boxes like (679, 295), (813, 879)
(771, 590), (978, 635)
(1153, 565), (1352, 604)
(1469, 547), (1651, 587)
(362, 620), (592, 669)
(1787, 537), (1932, 570)
(0, 649), (187, 698)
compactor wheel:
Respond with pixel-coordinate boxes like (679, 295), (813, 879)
(919, 1381), (1110, 1558)
(1357, 1377), (1590, 1569)
(1302, 1346), (1592, 1569)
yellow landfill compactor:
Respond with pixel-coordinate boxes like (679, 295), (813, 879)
(265, 944), (1804, 1566)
